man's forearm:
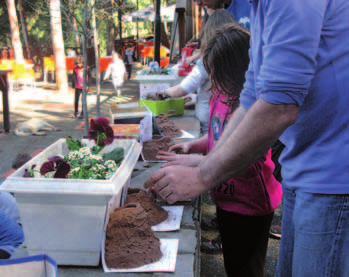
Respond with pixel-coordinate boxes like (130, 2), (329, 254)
(199, 99), (299, 188)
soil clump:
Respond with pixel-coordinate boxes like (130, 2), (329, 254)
(126, 188), (168, 226)
(156, 114), (182, 138)
(105, 203), (162, 269)
(142, 136), (174, 161)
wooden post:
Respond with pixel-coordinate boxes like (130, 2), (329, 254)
(154, 0), (161, 64)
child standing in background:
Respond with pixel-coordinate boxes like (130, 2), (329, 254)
(104, 52), (126, 97)
(124, 45), (136, 80)
(73, 55), (89, 119)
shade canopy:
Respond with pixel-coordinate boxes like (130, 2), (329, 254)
(124, 5), (175, 22)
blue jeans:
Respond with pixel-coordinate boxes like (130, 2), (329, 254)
(276, 187), (349, 277)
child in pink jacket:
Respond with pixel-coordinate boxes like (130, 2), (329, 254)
(157, 23), (282, 277)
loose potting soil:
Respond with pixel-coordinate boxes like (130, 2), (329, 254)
(105, 189), (168, 269)
(126, 188), (168, 226)
(105, 203), (163, 269)
(156, 114), (182, 138)
(142, 136), (174, 161)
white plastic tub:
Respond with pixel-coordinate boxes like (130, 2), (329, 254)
(0, 139), (141, 266)
(135, 68), (184, 100)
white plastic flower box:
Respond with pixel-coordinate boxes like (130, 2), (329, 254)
(0, 138), (141, 266)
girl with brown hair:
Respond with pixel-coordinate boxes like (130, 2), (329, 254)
(157, 23), (282, 276)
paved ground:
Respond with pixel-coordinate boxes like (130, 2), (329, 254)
(0, 64), (282, 276)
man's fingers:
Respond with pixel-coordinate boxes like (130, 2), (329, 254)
(157, 151), (174, 156)
(157, 185), (173, 201)
(156, 154), (176, 162)
(168, 145), (182, 153)
(144, 170), (166, 189)
(167, 194), (178, 205)
(161, 161), (178, 168)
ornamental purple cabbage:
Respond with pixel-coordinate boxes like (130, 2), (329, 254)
(87, 116), (114, 146)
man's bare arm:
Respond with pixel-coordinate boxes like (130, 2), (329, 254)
(199, 99), (300, 187)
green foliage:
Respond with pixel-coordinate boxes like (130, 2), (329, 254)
(0, 2), (11, 48)
(1, 0), (175, 54)
(66, 136), (86, 151)
(102, 148), (124, 164)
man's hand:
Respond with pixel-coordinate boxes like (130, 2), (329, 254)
(156, 151), (204, 167)
(144, 166), (207, 204)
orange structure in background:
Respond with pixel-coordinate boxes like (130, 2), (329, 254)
(160, 58), (170, 68)
(66, 57), (75, 71)
(1, 60), (35, 91)
(99, 57), (113, 72)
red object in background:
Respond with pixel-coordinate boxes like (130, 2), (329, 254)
(160, 58), (170, 68)
(181, 47), (195, 59)
(178, 61), (193, 76)
(66, 57), (75, 71)
(145, 41), (154, 47)
(178, 46), (195, 76)
(142, 46), (154, 60)
(99, 57), (113, 72)
(137, 44), (144, 57)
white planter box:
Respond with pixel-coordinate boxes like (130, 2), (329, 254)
(0, 139), (141, 266)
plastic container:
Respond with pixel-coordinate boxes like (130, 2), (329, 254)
(135, 68), (182, 101)
(0, 138), (142, 266)
(110, 105), (148, 124)
(141, 98), (185, 117)
(0, 254), (57, 277)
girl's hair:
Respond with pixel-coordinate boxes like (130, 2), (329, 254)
(74, 55), (83, 66)
(199, 9), (237, 55)
(203, 23), (250, 104)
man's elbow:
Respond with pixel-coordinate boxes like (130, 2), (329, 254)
(259, 99), (300, 127)
(278, 103), (300, 127)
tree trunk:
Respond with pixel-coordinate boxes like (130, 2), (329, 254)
(49, 0), (68, 93)
(82, 0), (89, 133)
(107, 0), (115, 55)
(69, 0), (81, 49)
(18, 0), (31, 59)
(6, 0), (24, 63)
(91, 0), (101, 117)
(118, 4), (122, 40)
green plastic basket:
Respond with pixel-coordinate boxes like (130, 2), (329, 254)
(140, 98), (185, 117)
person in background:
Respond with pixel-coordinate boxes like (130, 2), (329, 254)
(0, 209), (24, 259)
(104, 52), (126, 97)
(68, 49), (76, 57)
(145, 1), (349, 276)
(72, 55), (89, 119)
(158, 10), (237, 137)
(156, 23), (282, 276)
(124, 45), (136, 80)
(0, 153), (30, 259)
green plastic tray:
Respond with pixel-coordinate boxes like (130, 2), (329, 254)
(140, 98), (184, 117)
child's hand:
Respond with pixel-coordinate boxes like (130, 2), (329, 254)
(156, 151), (203, 168)
(168, 142), (192, 154)
(156, 90), (169, 100)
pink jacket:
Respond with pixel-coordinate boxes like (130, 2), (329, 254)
(208, 93), (282, 216)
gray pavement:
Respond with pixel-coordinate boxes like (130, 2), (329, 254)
(0, 65), (281, 276)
